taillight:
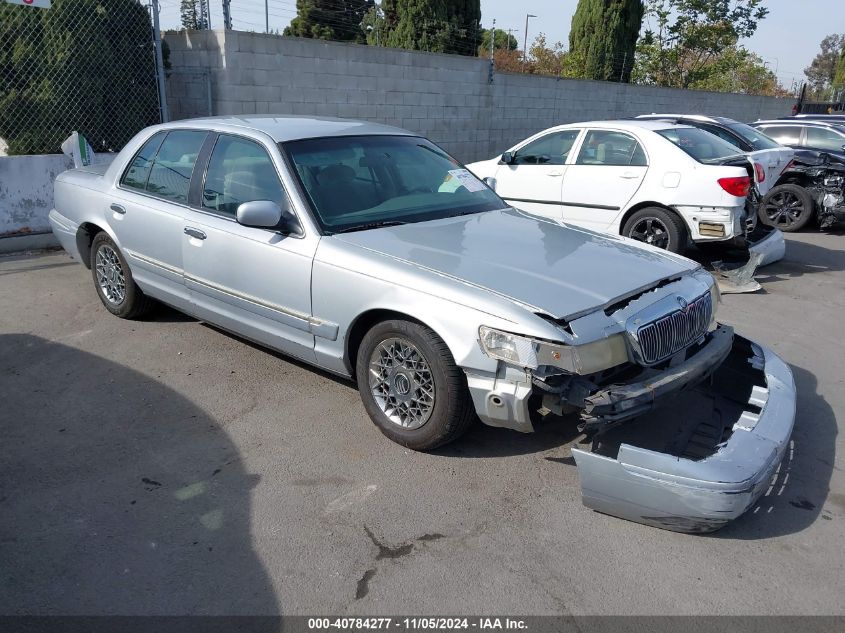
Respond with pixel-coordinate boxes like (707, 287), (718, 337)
(718, 176), (751, 197)
(754, 163), (765, 183)
(780, 159), (795, 175)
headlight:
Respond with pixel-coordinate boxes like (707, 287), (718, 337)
(478, 326), (540, 369)
(709, 276), (721, 327)
(478, 326), (629, 374)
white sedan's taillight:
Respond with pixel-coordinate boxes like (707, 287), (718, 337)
(717, 176), (751, 197)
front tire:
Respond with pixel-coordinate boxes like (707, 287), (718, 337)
(622, 207), (688, 253)
(759, 184), (814, 232)
(90, 232), (155, 319)
(356, 319), (475, 450)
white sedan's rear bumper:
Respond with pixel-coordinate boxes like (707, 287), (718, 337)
(675, 205), (744, 242)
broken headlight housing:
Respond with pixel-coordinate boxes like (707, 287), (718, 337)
(478, 326), (628, 374)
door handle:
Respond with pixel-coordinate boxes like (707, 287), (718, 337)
(620, 172), (640, 179)
(110, 203), (126, 215)
(184, 227), (207, 240)
(547, 171), (563, 177)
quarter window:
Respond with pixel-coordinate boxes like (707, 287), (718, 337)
(805, 126), (845, 152)
(144, 130), (207, 203)
(121, 132), (166, 191)
(576, 130), (647, 166)
(513, 130), (581, 165)
(202, 135), (286, 217)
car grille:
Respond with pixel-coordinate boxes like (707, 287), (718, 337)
(637, 292), (712, 365)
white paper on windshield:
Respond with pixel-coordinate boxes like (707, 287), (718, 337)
(447, 168), (486, 192)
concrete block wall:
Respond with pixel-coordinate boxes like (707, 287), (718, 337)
(165, 30), (791, 164)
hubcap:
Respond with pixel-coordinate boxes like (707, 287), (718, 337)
(764, 191), (804, 227)
(95, 245), (126, 305)
(629, 217), (670, 249)
(368, 337), (434, 430)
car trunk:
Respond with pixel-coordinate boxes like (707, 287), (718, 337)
(747, 147), (794, 195)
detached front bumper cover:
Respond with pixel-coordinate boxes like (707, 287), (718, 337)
(572, 334), (796, 533)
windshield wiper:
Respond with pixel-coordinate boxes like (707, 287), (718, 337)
(333, 220), (408, 234)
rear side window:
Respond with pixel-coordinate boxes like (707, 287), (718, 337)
(656, 127), (742, 164)
(805, 126), (845, 152)
(725, 122), (781, 150)
(202, 135), (286, 217)
(514, 130), (581, 165)
(758, 125), (801, 145)
(144, 130), (208, 203)
(576, 130), (647, 166)
(121, 132), (165, 191)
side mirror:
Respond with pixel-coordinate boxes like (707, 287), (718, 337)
(236, 200), (299, 234)
(501, 151), (515, 165)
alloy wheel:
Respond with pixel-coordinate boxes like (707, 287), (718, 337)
(368, 337), (435, 430)
(95, 245), (126, 305)
(764, 190), (805, 228)
(629, 217), (670, 249)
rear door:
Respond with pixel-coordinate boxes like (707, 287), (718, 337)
(111, 129), (209, 312)
(492, 129), (582, 220)
(181, 132), (319, 363)
(558, 129), (649, 231)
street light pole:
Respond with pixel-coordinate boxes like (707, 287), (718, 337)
(523, 14), (536, 69)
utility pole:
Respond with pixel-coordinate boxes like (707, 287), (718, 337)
(265, 0), (269, 33)
(489, 19), (495, 62)
(223, 0), (232, 30)
(151, 0), (169, 123)
(523, 14), (536, 69)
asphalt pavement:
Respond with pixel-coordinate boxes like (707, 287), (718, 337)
(1, 231), (843, 616)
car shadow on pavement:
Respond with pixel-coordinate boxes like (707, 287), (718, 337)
(435, 415), (583, 458)
(0, 334), (279, 617)
(711, 363), (837, 540)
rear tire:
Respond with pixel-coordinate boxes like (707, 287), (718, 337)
(90, 232), (155, 319)
(622, 207), (688, 253)
(759, 184), (814, 232)
(356, 319), (475, 450)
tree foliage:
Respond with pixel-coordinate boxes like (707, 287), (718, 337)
(568, 0), (643, 82)
(180, 0), (208, 30)
(284, 0), (374, 42)
(0, 0), (161, 155)
(377, 0), (481, 56)
(835, 48), (845, 92)
(477, 27), (518, 56)
(804, 34), (845, 97)
(634, 0), (769, 89)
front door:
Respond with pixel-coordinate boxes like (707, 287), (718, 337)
(181, 133), (319, 363)
(559, 129), (648, 232)
(493, 129), (582, 220)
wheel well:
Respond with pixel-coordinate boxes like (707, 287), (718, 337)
(345, 309), (427, 378)
(76, 222), (105, 269)
(618, 202), (686, 236)
(775, 173), (810, 189)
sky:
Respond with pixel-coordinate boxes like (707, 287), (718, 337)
(156, 0), (845, 90)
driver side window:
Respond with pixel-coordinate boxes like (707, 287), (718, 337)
(513, 130), (581, 165)
(202, 135), (286, 217)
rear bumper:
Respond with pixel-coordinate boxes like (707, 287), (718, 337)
(48, 209), (83, 262)
(675, 205), (744, 243)
(571, 335), (796, 533)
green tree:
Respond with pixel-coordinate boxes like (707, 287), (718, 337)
(284, 0), (374, 43)
(804, 34), (845, 97)
(180, 0), (207, 30)
(569, 0), (643, 82)
(835, 48), (845, 92)
(0, 0), (160, 155)
(478, 28), (518, 55)
(634, 0), (768, 89)
(378, 0), (481, 56)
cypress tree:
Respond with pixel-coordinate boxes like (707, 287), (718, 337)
(569, 0), (644, 82)
(380, 0), (481, 56)
(284, 0), (375, 43)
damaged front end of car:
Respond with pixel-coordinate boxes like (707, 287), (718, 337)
(467, 270), (796, 533)
(785, 153), (845, 229)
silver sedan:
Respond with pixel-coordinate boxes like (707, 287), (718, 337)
(49, 116), (796, 532)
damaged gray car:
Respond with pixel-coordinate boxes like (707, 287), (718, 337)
(49, 116), (796, 534)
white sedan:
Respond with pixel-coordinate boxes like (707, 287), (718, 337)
(467, 120), (758, 253)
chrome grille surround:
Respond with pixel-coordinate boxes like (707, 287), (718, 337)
(633, 292), (712, 365)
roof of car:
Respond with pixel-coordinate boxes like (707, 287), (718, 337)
(635, 114), (741, 125)
(159, 115), (415, 142)
(557, 119), (691, 132)
(754, 119), (845, 128)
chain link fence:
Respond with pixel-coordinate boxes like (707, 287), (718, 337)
(0, 0), (164, 156)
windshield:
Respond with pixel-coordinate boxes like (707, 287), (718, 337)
(657, 127), (744, 164)
(282, 135), (505, 233)
(726, 122), (781, 150)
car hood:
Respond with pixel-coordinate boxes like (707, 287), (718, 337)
(334, 208), (698, 321)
